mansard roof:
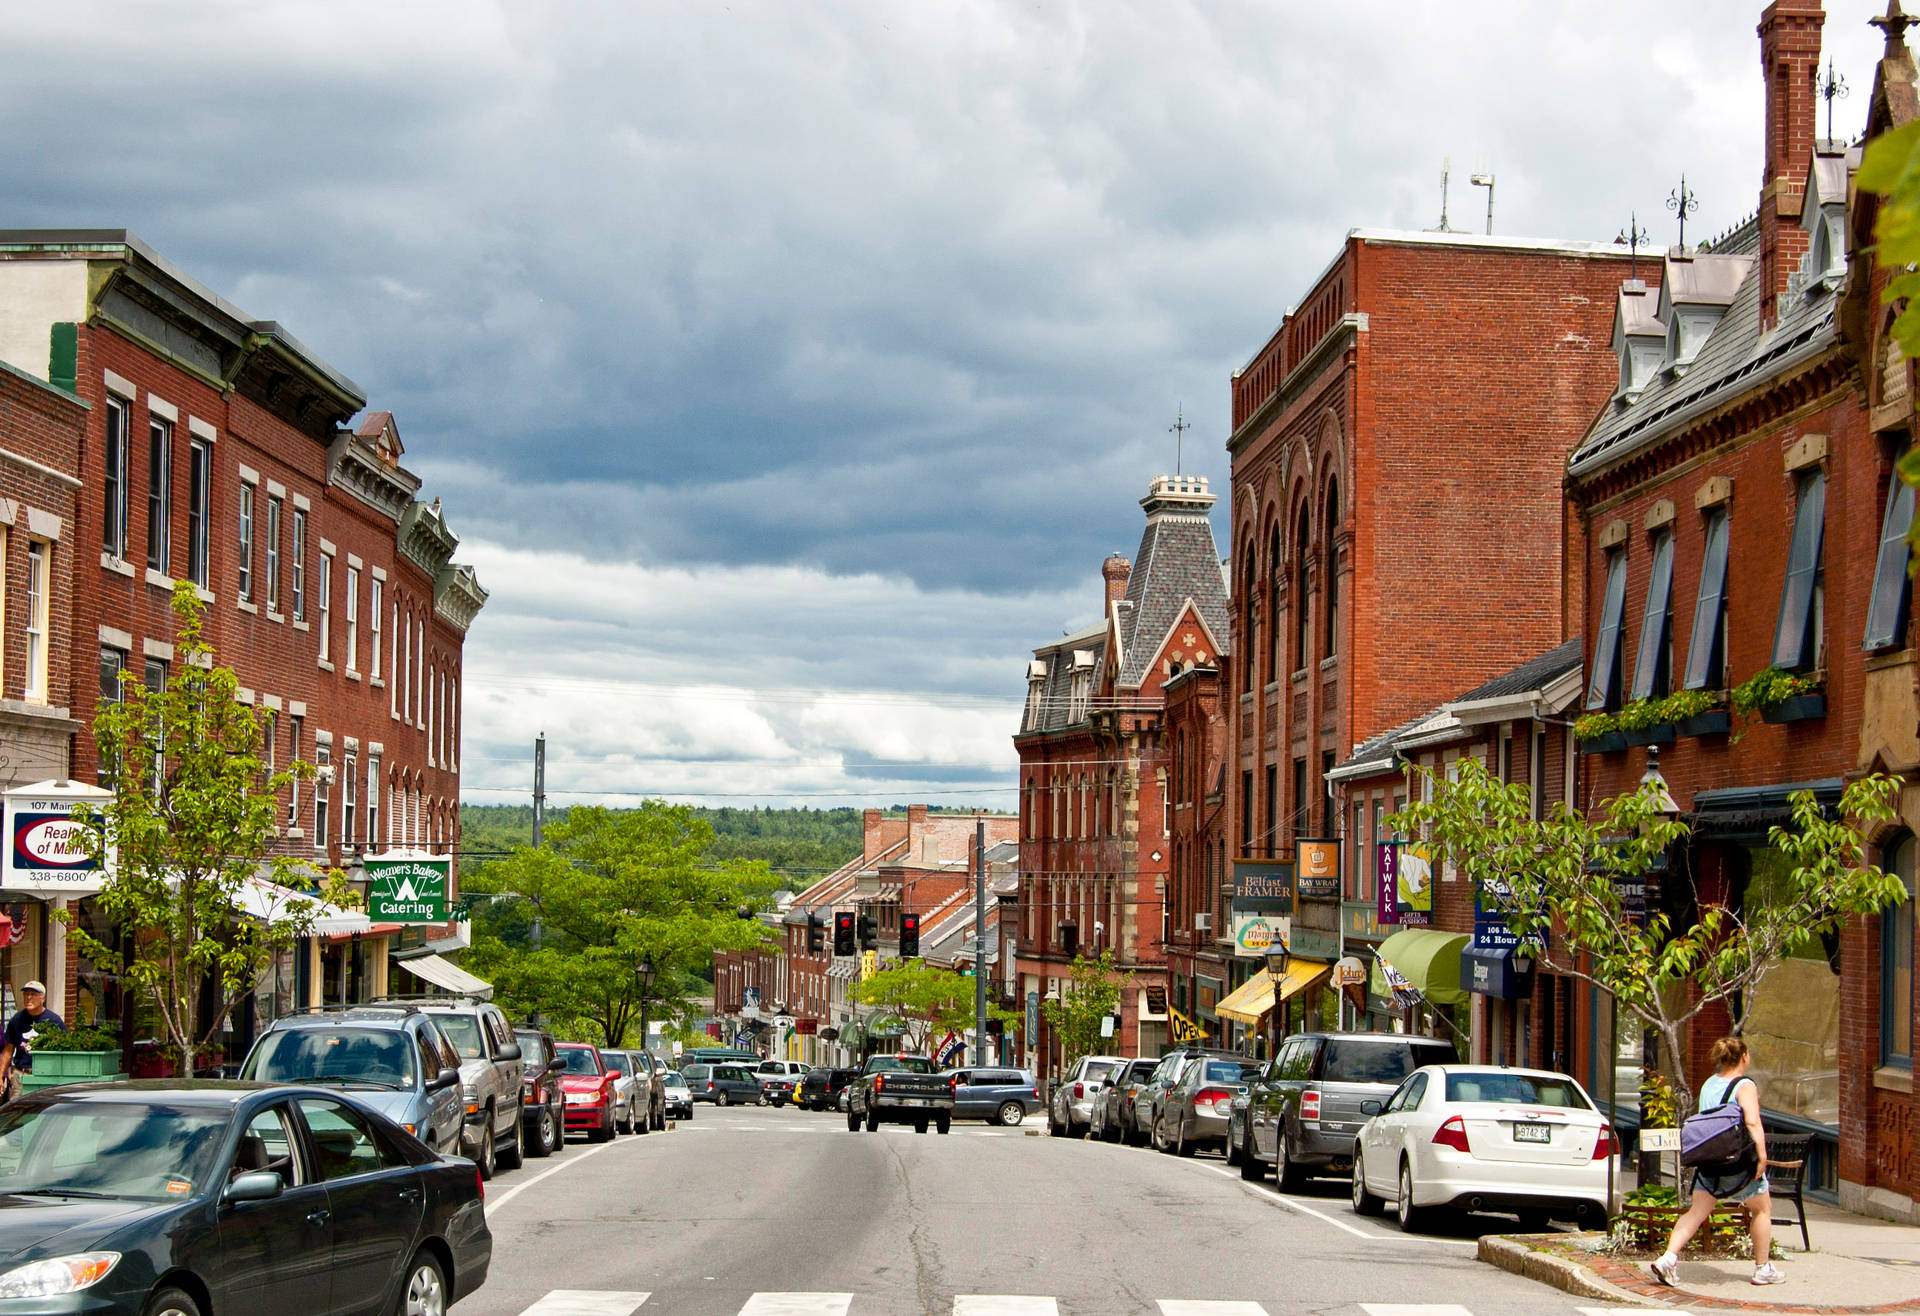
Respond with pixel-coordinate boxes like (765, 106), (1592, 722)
(1113, 476), (1231, 689)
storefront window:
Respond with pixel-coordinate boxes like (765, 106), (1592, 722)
(1884, 835), (1914, 1069)
(1, 903), (43, 1020)
(1744, 846), (1840, 1126)
(1592, 989), (1643, 1122)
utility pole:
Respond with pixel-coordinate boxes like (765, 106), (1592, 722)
(974, 813), (988, 1066)
(531, 733), (546, 950)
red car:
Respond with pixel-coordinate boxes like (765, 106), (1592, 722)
(554, 1042), (619, 1142)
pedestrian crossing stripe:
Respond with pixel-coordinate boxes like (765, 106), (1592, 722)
(1358, 1307), (1474, 1316)
(737, 1296), (854, 1316)
(953, 1300), (1056, 1316)
(1157, 1304), (1272, 1315)
(516, 1293), (651, 1316)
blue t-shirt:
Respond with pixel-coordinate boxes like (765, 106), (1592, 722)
(3, 1007), (65, 1073)
(1699, 1072), (1752, 1112)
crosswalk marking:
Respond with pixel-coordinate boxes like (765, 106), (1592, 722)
(1358, 1307), (1475, 1316)
(954, 1299), (1058, 1316)
(1156, 1303), (1270, 1315)
(736, 1295), (854, 1316)
(517, 1294), (650, 1316)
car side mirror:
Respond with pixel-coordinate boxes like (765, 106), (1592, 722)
(431, 1067), (461, 1091)
(224, 1171), (285, 1204)
(1360, 1099), (1382, 1116)
(497, 1041), (523, 1062)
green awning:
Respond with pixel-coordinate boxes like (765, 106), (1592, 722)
(1373, 928), (1470, 1005)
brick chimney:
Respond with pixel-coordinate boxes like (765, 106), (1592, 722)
(1757, 0), (1824, 330)
(863, 808), (883, 859)
(1102, 554), (1132, 613)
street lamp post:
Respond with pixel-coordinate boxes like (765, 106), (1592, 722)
(1265, 942), (1290, 1059)
(635, 956), (656, 1049)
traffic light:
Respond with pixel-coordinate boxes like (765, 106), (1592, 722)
(806, 912), (826, 955)
(857, 912), (879, 950)
(833, 911), (856, 957)
(899, 913), (921, 959)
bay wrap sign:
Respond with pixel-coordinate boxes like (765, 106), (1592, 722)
(365, 851), (451, 923)
(1296, 839), (1340, 900)
(1290, 839), (1342, 961)
(3, 780), (114, 894)
(1230, 859), (1293, 960)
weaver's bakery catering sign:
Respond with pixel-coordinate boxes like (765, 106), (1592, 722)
(3, 780), (114, 894)
(365, 851), (451, 923)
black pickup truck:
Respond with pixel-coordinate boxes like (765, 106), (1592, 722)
(846, 1054), (955, 1133)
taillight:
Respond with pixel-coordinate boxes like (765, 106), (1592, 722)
(950, 1076), (959, 1093)
(1592, 1125), (1615, 1161)
(476, 1167), (485, 1203)
(1299, 1090), (1321, 1121)
(1196, 1087), (1232, 1114)
(1433, 1115), (1471, 1153)
(1073, 1082), (1084, 1099)
(875, 1074), (885, 1092)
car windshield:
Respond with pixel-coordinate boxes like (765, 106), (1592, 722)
(1321, 1040), (1451, 1085)
(1127, 1061), (1158, 1082)
(683, 1065), (709, 1080)
(1202, 1061), (1244, 1084)
(663, 1071), (687, 1086)
(0, 1102), (232, 1200)
(600, 1052), (631, 1074)
(514, 1033), (548, 1066)
(243, 1027), (413, 1089)
(553, 1047), (603, 1074)
(1084, 1060), (1121, 1082)
(433, 1014), (486, 1059)
(1445, 1072), (1592, 1108)
(866, 1057), (935, 1074)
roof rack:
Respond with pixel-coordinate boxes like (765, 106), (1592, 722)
(279, 1002), (425, 1018)
(368, 994), (488, 1007)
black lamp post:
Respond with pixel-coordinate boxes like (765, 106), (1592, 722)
(635, 956), (656, 1048)
(1265, 942), (1291, 1053)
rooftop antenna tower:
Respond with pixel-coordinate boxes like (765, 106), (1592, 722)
(1470, 167), (1495, 235)
(1429, 156), (1456, 233)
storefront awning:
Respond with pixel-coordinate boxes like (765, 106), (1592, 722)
(1213, 961), (1334, 1025)
(1461, 945), (1530, 1000)
(395, 953), (492, 1000)
(1374, 928), (1469, 1006)
(235, 877), (371, 936)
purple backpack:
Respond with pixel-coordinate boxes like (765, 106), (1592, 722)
(1679, 1076), (1754, 1169)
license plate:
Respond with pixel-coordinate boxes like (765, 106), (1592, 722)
(896, 1097), (931, 1107)
(1514, 1122), (1551, 1143)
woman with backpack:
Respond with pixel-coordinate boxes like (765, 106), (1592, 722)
(1649, 1036), (1782, 1287)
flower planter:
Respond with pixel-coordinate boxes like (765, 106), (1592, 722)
(1760, 692), (1826, 724)
(1621, 723), (1675, 746)
(1619, 1199), (1749, 1254)
(1578, 732), (1627, 755)
(20, 1051), (127, 1091)
(1676, 709), (1731, 738)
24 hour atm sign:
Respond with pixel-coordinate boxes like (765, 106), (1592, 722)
(366, 855), (450, 923)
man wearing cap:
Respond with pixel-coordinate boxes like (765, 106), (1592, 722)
(0, 981), (65, 1103)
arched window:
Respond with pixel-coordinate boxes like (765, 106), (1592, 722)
(1293, 514), (1312, 673)
(1241, 559), (1258, 692)
(1323, 480), (1341, 660)
(1267, 527), (1283, 685)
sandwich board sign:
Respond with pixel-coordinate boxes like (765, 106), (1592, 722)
(365, 850), (450, 923)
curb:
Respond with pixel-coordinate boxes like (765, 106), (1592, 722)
(1477, 1235), (1674, 1307)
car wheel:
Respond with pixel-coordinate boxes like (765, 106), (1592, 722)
(143, 1287), (203, 1316)
(1048, 1106), (1064, 1137)
(936, 1115), (951, 1135)
(397, 1247), (448, 1316)
(1276, 1125), (1305, 1192)
(1175, 1121), (1196, 1157)
(915, 1119), (929, 1134)
(652, 1102), (665, 1131)
(1397, 1158), (1427, 1233)
(497, 1105), (525, 1170)
(717, 1090), (730, 1107)
(1153, 1116), (1171, 1154)
(1240, 1130), (1266, 1181)
(617, 1102), (631, 1134)
(847, 1109), (862, 1132)
(1351, 1148), (1383, 1215)
(637, 1099), (652, 1135)
(1516, 1209), (1552, 1233)
(476, 1120), (496, 1180)
(529, 1102), (557, 1158)
(997, 1101), (1024, 1127)
(866, 1111), (880, 1132)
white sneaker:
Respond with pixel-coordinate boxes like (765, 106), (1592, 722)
(1649, 1255), (1679, 1286)
(1752, 1262), (1785, 1285)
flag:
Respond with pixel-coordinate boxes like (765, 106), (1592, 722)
(934, 1031), (964, 1067)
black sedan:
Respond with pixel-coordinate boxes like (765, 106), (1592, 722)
(0, 1080), (491, 1315)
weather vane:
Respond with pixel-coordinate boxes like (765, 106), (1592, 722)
(1817, 57), (1849, 141)
(1616, 212), (1650, 282)
(1668, 175), (1699, 250)
(1170, 408), (1192, 475)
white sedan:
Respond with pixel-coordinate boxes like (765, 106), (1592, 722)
(1349, 1065), (1619, 1233)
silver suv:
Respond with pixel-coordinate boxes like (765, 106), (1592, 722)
(389, 997), (526, 1178)
(1047, 1054), (1127, 1137)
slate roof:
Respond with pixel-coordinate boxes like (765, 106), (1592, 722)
(1452, 637), (1583, 704)
(1114, 476), (1231, 689)
(1328, 711), (1445, 780)
(1023, 621), (1106, 734)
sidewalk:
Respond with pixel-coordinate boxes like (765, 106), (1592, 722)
(1481, 1197), (1920, 1312)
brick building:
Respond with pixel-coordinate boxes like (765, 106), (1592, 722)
(1015, 474), (1229, 1071)
(0, 231), (487, 1039)
(1162, 658), (1232, 1046)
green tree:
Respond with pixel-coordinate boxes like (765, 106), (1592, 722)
(849, 959), (1017, 1055)
(462, 802), (777, 1046)
(62, 586), (353, 1075)
(1391, 756), (1901, 1113)
(1855, 115), (1920, 522)
(1040, 950), (1131, 1067)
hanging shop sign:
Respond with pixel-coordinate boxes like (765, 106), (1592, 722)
(3, 780), (114, 895)
(365, 850), (451, 923)
(1296, 839), (1340, 900)
(1230, 910), (1287, 958)
(1231, 859), (1294, 959)
(1375, 841), (1433, 927)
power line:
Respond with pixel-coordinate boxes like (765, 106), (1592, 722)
(461, 784), (1020, 800)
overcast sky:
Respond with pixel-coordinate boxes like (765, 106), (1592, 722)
(7, 2), (1890, 809)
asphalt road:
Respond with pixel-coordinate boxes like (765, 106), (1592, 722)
(464, 1102), (1631, 1316)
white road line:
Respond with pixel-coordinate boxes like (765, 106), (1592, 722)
(1156, 1302), (1270, 1315)
(1359, 1306), (1476, 1316)
(954, 1298), (1060, 1316)
(1200, 1164), (1475, 1247)
(484, 1140), (622, 1217)
(736, 1296), (854, 1316)
(516, 1293), (651, 1316)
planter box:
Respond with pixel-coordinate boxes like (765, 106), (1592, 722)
(1619, 1199), (1749, 1254)
(1622, 723), (1676, 746)
(1760, 692), (1826, 724)
(1676, 709), (1731, 738)
(21, 1051), (127, 1092)
(1578, 732), (1627, 755)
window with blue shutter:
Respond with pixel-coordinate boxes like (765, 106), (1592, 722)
(1771, 470), (1827, 671)
(1586, 548), (1628, 711)
(1629, 530), (1675, 702)
(1864, 463), (1915, 652)
(1683, 509), (1731, 690)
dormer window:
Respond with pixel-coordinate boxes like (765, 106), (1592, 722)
(1024, 659), (1046, 731)
(1798, 144), (1852, 294)
(1068, 649), (1095, 721)
(1613, 280), (1664, 399)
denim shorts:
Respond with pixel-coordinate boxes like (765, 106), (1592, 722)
(1696, 1166), (1769, 1203)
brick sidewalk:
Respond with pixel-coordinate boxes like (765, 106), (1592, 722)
(1579, 1249), (1920, 1313)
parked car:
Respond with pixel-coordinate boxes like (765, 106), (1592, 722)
(1047, 1054), (1127, 1137)
(797, 1065), (858, 1111)
(629, 1049), (666, 1130)
(553, 1042), (619, 1142)
(1121, 1052), (1190, 1146)
(846, 1054), (955, 1133)
(661, 1069), (695, 1119)
(1238, 1031), (1458, 1189)
(0, 1079), (491, 1315)
(1151, 1053), (1251, 1156)
(391, 997), (526, 1179)
(1091, 1058), (1159, 1142)
(755, 1059), (809, 1106)
(1351, 1065), (1618, 1233)
(944, 1067), (1043, 1125)
(683, 1062), (762, 1106)
(237, 1005), (463, 1156)
(599, 1049), (649, 1134)
(513, 1025), (566, 1158)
